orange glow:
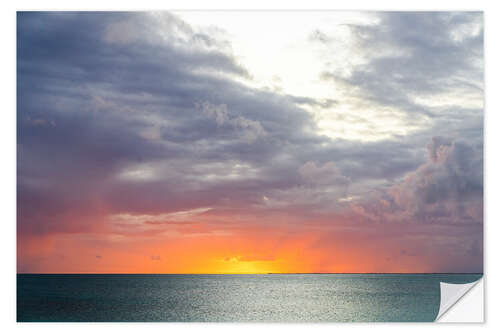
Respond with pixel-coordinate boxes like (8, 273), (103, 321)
(17, 217), (434, 274)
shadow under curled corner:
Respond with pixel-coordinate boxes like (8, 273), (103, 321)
(435, 277), (484, 322)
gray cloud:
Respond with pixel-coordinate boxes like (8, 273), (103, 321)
(17, 12), (483, 272)
(318, 12), (483, 123)
(347, 137), (482, 228)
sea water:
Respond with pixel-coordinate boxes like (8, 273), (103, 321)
(17, 273), (482, 322)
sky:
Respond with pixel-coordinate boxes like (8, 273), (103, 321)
(17, 11), (483, 273)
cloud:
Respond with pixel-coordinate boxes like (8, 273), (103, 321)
(390, 137), (483, 224)
(197, 101), (267, 142)
(198, 102), (229, 126)
(317, 12), (483, 139)
(17, 12), (483, 273)
(110, 207), (212, 225)
(347, 137), (482, 227)
(17, 12), (315, 234)
(299, 161), (350, 187)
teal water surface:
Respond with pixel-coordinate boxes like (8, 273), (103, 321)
(17, 273), (482, 322)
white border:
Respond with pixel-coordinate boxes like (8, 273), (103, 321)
(2, 0), (498, 331)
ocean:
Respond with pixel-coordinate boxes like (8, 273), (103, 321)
(17, 273), (481, 322)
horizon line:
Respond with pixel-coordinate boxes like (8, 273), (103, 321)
(17, 272), (484, 275)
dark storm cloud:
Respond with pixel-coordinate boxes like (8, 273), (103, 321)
(17, 11), (319, 233)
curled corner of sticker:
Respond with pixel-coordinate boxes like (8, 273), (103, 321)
(435, 278), (483, 322)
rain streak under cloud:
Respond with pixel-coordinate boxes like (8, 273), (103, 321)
(17, 11), (483, 273)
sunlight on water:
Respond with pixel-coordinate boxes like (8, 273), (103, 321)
(17, 274), (482, 322)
